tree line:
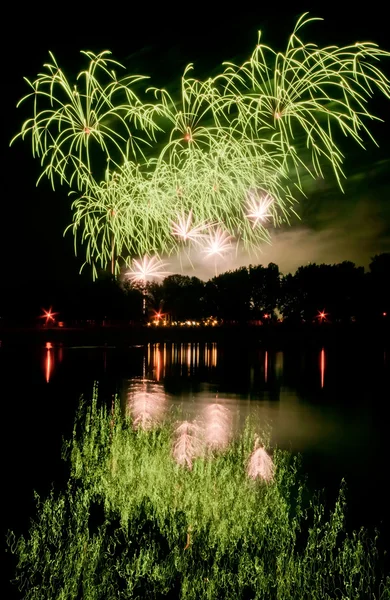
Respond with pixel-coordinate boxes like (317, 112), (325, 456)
(0, 254), (389, 326)
(146, 254), (389, 324)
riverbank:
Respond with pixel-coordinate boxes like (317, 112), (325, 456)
(1, 321), (389, 349)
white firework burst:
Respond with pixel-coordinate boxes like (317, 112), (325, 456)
(201, 227), (233, 259)
(127, 255), (170, 284)
(245, 192), (273, 228)
(171, 210), (212, 243)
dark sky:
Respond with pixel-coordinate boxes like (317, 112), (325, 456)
(2, 4), (390, 286)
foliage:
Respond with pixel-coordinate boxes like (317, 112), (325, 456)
(7, 392), (390, 599)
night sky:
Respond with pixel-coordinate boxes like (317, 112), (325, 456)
(3, 5), (390, 286)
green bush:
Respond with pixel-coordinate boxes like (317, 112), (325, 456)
(7, 390), (390, 599)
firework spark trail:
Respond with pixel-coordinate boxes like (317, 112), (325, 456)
(12, 14), (390, 274)
(201, 227), (233, 259)
(127, 255), (170, 284)
(245, 191), (273, 228)
(170, 210), (213, 243)
(11, 51), (161, 191)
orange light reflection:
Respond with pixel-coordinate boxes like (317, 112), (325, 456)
(320, 348), (326, 388)
(155, 344), (161, 381)
(45, 342), (53, 383)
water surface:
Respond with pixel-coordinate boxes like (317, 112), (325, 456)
(1, 339), (389, 596)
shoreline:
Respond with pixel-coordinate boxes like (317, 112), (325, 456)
(1, 322), (388, 348)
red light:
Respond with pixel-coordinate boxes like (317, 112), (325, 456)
(40, 308), (58, 325)
(383, 312), (387, 317)
(317, 309), (328, 322)
(263, 313), (270, 319)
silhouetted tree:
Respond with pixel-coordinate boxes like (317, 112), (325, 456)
(279, 273), (305, 323)
(145, 282), (165, 316)
(280, 262), (364, 323)
(161, 275), (204, 320)
(367, 253), (390, 316)
(208, 267), (251, 322)
(249, 263), (280, 319)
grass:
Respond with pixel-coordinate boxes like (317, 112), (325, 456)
(7, 387), (390, 599)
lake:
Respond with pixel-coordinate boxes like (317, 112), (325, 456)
(1, 337), (389, 597)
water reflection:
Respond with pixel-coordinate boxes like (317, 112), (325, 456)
(145, 342), (218, 374)
(42, 342), (63, 382)
(45, 342), (53, 383)
(204, 402), (232, 451)
(127, 378), (167, 430)
(320, 347), (326, 388)
(35, 340), (389, 459)
(39, 341), (389, 401)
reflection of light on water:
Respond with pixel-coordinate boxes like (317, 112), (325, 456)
(275, 352), (284, 379)
(45, 342), (53, 383)
(169, 389), (363, 456)
(212, 343), (217, 367)
(264, 351), (268, 383)
(320, 348), (326, 388)
(247, 441), (274, 482)
(127, 379), (167, 430)
(205, 343), (218, 368)
(204, 403), (232, 450)
(144, 342), (219, 375)
(173, 420), (203, 470)
(155, 345), (162, 381)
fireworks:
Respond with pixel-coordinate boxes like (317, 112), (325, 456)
(245, 192), (273, 227)
(12, 15), (390, 275)
(127, 255), (170, 284)
(201, 227), (233, 259)
(171, 210), (212, 243)
(11, 51), (160, 191)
